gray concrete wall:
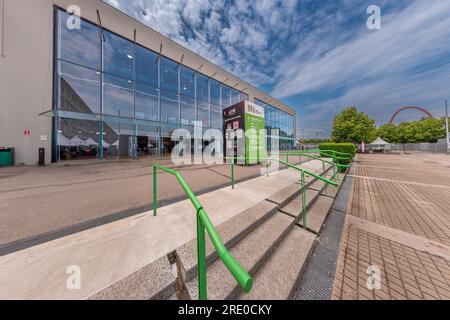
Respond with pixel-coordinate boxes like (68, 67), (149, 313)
(0, 0), (296, 165)
(0, 0), (54, 165)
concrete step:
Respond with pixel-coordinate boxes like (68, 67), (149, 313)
(267, 183), (303, 207)
(177, 200), (279, 282)
(321, 184), (339, 198)
(93, 168), (327, 300)
(89, 255), (175, 300)
(267, 164), (330, 206)
(308, 178), (326, 191)
(294, 165), (333, 188)
(183, 212), (294, 300)
(279, 189), (320, 219)
(235, 226), (316, 300)
(298, 196), (334, 234)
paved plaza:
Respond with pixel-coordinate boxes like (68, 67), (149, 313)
(332, 153), (450, 300)
(0, 152), (449, 300)
(0, 157), (303, 245)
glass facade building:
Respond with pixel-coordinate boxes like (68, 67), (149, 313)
(254, 99), (296, 150)
(54, 9), (249, 161)
(51, 8), (296, 162)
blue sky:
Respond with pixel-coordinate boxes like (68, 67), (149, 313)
(104, 0), (450, 138)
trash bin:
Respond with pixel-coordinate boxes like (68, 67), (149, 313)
(39, 148), (45, 166)
(0, 148), (14, 167)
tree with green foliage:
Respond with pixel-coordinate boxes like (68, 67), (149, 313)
(415, 118), (445, 143)
(377, 124), (399, 143)
(377, 118), (445, 144)
(331, 107), (377, 143)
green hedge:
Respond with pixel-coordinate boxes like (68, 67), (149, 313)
(319, 143), (356, 157)
(319, 143), (356, 172)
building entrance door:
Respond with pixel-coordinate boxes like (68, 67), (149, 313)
(137, 136), (149, 158)
(119, 135), (133, 158)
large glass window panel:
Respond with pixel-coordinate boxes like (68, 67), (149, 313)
(135, 83), (159, 121)
(161, 90), (179, 124)
(103, 31), (134, 80)
(210, 80), (221, 106)
(116, 121), (135, 158)
(136, 123), (159, 157)
(102, 120), (120, 160)
(57, 10), (101, 70)
(211, 104), (222, 129)
(197, 74), (209, 103)
(181, 95), (196, 126)
(103, 74), (134, 118)
(160, 58), (179, 94)
(274, 110), (280, 126)
(59, 61), (101, 114)
(58, 118), (99, 161)
(180, 66), (195, 98)
(198, 100), (210, 128)
(264, 106), (269, 124)
(231, 89), (241, 105)
(222, 86), (231, 108)
(266, 106), (272, 124)
(255, 99), (264, 107)
(135, 45), (158, 87)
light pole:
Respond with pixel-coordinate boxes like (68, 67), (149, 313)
(446, 100), (449, 154)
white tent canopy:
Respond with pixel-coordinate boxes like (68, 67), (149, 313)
(370, 137), (391, 145)
(101, 140), (110, 148)
(84, 138), (98, 146)
(370, 137), (391, 152)
(59, 135), (75, 147)
(70, 136), (89, 147)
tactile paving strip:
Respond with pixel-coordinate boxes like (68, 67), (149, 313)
(293, 163), (355, 300)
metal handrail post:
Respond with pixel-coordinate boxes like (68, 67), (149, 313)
(301, 171), (307, 229)
(197, 213), (207, 300)
(231, 159), (235, 190)
(153, 165), (157, 216)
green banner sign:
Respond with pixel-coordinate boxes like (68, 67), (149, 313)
(244, 101), (266, 165)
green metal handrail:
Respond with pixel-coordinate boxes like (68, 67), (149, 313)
(279, 152), (337, 179)
(279, 152), (349, 180)
(152, 164), (252, 300)
(299, 149), (353, 159)
(226, 157), (338, 229)
(284, 150), (353, 175)
(282, 152), (351, 168)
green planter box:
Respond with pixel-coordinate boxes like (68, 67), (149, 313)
(0, 148), (14, 167)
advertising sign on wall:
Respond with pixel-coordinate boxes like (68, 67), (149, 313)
(244, 101), (266, 164)
(223, 101), (266, 165)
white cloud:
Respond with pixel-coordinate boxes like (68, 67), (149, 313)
(103, 0), (450, 135)
(272, 0), (450, 98)
(297, 61), (450, 136)
(103, 0), (300, 85)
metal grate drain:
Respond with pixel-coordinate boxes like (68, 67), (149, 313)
(0, 174), (263, 257)
(293, 163), (355, 300)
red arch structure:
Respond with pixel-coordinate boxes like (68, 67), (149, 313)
(389, 106), (434, 125)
